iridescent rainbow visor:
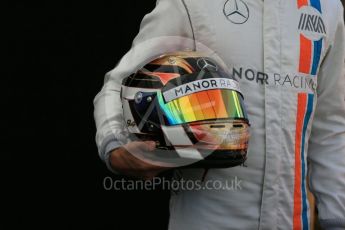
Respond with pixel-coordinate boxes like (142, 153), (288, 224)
(131, 71), (248, 126)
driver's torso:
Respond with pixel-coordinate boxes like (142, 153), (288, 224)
(169, 0), (331, 229)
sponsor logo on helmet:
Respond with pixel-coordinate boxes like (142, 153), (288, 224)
(163, 78), (241, 102)
(197, 58), (218, 71)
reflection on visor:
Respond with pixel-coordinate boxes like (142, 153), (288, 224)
(157, 89), (247, 125)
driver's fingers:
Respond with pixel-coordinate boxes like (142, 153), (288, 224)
(124, 141), (156, 154)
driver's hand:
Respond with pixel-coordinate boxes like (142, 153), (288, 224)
(109, 141), (169, 180)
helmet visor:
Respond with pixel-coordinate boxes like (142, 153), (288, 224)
(157, 88), (248, 126)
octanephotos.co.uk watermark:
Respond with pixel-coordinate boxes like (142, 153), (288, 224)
(103, 176), (243, 191)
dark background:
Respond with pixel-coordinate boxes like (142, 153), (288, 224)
(4, 0), (345, 229)
(5, 1), (170, 229)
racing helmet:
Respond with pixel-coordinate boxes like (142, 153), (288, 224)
(121, 51), (250, 168)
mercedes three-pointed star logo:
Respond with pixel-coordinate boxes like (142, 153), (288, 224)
(197, 58), (218, 71)
(223, 0), (250, 24)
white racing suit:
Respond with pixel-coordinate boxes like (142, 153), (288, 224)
(94, 0), (345, 229)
